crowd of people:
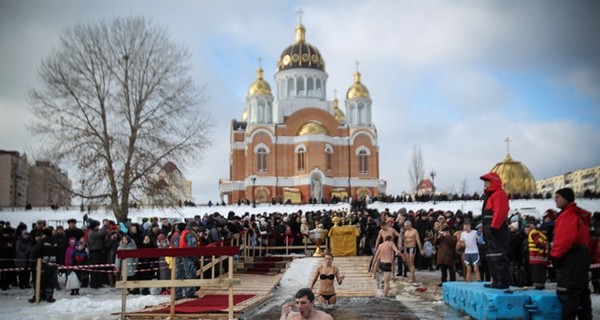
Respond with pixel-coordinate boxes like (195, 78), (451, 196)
(1, 181), (599, 318)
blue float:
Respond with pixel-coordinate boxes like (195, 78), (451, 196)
(442, 282), (561, 320)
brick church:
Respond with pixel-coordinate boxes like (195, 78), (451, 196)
(218, 18), (385, 204)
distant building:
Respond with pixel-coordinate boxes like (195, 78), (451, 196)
(536, 164), (600, 196)
(0, 150), (30, 207)
(143, 161), (193, 206)
(27, 161), (72, 207)
(218, 18), (384, 205)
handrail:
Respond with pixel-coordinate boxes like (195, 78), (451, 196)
(115, 246), (240, 320)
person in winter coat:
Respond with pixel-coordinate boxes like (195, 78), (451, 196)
(114, 235), (139, 295)
(15, 230), (32, 289)
(137, 235), (157, 295)
(70, 240), (89, 295)
(550, 188), (592, 320)
(435, 226), (457, 285)
(527, 223), (548, 290)
(28, 228), (58, 303)
(176, 221), (201, 300)
(480, 172), (511, 289)
(156, 233), (171, 295)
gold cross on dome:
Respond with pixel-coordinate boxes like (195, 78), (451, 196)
(504, 137), (512, 155)
(297, 8), (305, 24)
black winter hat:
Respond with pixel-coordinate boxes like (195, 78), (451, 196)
(188, 220), (199, 228)
(176, 222), (186, 232)
(89, 220), (100, 229)
(555, 188), (575, 202)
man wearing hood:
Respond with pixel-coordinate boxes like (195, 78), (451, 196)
(550, 188), (592, 320)
(480, 172), (510, 289)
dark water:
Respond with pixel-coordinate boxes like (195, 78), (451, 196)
(240, 296), (467, 320)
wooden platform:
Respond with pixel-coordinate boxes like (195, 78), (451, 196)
(124, 256), (377, 319)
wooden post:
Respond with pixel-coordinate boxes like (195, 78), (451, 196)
(170, 259), (176, 320)
(228, 256), (234, 319)
(35, 258), (41, 304)
(285, 236), (289, 255)
(200, 257), (205, 279)
(121, 258), (128, 320)
(211, 256), (216, 279)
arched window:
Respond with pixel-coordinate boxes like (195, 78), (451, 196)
(287, 77), (295, 97)
(296, 146), (306, 171)
(257, 147), (267, 172)
(257, 100), (265, 123)
(296, 76), (305, 96)
(358, 102), (366, 125)
(325, 145), (333, 171)
(279, 79), (286, 99)
(307, 77), (314, 96)
(358, 149), (368, 174)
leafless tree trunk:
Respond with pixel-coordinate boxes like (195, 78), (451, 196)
(408, 146), (425, 192)
(28, 16), (214, 222)
(460, 178), (468, 196)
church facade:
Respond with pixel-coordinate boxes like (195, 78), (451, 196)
(218, 20), (385, 204)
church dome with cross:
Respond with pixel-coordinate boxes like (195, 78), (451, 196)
(489, 139), (537, 195)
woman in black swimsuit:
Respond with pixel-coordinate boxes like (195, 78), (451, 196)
(310, 253), (345, 304)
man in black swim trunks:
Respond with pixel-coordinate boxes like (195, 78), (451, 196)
(370, 235), (400, 297)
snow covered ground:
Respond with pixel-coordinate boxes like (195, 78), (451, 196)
(1, 199), (599, 319)
(2, 198), (599, 228)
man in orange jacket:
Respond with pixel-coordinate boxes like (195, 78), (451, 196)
(550, 188), (592, 320)
(480, 172), (510, 289)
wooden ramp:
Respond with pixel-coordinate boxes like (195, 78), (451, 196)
(124, 256), (376, 319)
(308, 256), (377, 297)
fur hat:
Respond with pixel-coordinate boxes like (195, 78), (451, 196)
(188, 220), (199, 228)
(176, 222), (186, 232)
(89, 220), (100, 229)
(555, 188), (575, 202)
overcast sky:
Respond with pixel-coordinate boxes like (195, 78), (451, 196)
(1, 0), (599, 203)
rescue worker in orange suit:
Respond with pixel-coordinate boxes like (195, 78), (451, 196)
(550, 188), (592, 320)
(480, 172), (510, 289)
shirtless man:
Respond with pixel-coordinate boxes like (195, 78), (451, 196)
(370, 235), (400, 296)
(373, 219), (402, 276)
(280, 288), (334, 320)
(403, 220), (424, 283)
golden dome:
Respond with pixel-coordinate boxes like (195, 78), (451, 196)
(490, 153), (537, 195)
(248, 67), (272, 96)
(277, 24), (326, 72)
(241, 108), (247, 121)
(333, 97), (346, 123)
(346, 71), (370, 99)
(297, 121), (329, 135)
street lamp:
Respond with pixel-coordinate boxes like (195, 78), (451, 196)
(80, 179), (85, 212)
(250, 176), (257, 208)
(430, 170), (437, 204)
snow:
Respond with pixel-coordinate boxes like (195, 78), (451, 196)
(1, 199), (599, 319)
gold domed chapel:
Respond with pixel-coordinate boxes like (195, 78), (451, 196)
(218, 18), (384, 204)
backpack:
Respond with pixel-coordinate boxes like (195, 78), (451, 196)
(423, 240), (434, 258)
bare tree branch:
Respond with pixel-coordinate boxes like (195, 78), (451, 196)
(408, 145), (425, 192)
(27, 16), (214, 222)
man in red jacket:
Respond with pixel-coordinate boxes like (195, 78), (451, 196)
(480, 172), (511, 289)
(550, 188), (592, 320)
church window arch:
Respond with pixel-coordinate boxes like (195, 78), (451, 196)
(287, 77), (295, 97)
(307, 77), (314, 96)
(356, 146), (370, 174)
(325, 145), (333, 171)
(358, 102), (366, 125)
(295, 144), (307, 172)
(296, 76), (305, 96)
(256, 147), (268, 172)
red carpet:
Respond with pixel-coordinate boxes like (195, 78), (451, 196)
(148, 294), (255, 314)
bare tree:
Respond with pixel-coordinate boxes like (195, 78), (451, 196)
(28, 16), (214, 222)
(408, 146), (425, 192)
(460, 178), (468, 196)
